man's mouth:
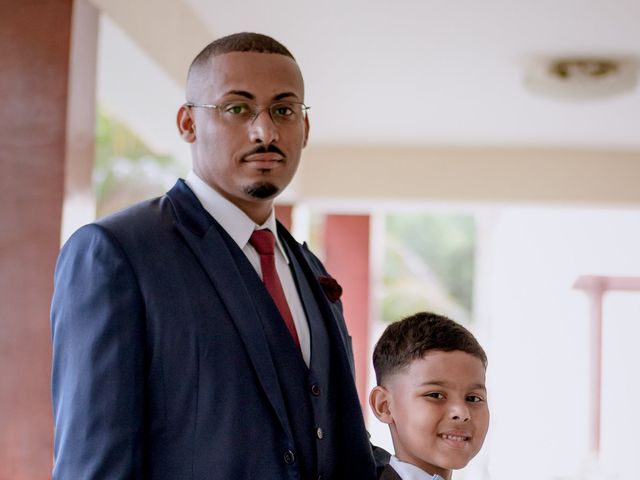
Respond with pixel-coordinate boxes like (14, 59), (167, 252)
(242, 145), (286, 164)
(244, 153), (283, 162)
(242, 152), (285, 170)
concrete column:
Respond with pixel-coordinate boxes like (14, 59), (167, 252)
(323, 215), (371, 410)
(0, 1), (97, 477)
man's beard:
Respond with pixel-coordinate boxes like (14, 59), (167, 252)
(245, 182), (279, 199)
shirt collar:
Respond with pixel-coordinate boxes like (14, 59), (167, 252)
(389, 456), (446, 480)
(185, 170), (289, 262)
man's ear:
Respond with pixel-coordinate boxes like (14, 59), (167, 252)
(177, 105), (196, 143)
(369, 386), (393, 425)
(302, 113), (310, 148)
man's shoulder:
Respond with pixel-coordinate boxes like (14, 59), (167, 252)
(62, 193), (175, 255)
(93, 179), (201, 233)
(96, 194), (167, 230)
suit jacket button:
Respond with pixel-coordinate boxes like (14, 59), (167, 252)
(316, 427), (324, 439)
(310, 384), (321, 396)
(283, 450), (295, 465)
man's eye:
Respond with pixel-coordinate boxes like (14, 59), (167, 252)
(272, 104), (295, 117)
(224, 103), (251, 115)
(466, 394), (484, 403)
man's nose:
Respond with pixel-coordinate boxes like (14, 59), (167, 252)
(248, 108), (279, 144)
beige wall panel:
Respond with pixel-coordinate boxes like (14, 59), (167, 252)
(298, 146), (640, 205)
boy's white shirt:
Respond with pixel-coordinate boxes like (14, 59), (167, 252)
(390, 455), (445, 480)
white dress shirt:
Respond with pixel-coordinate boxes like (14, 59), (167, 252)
(389, 455), (445, 480)
(185, 171), (311, 365)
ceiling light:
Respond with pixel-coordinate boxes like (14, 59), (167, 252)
(524, 57), (638, 100)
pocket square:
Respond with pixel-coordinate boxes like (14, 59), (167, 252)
(318, 275), (342, 303)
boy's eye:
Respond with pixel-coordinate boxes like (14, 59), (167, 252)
(466, 394), (485, 403)
(424, 392), (445, 400)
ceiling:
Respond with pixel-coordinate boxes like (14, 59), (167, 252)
(181, 0), (640, 149)
(96, 0), (640, 156)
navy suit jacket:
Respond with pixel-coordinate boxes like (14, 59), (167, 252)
(51, 180), (377, 479)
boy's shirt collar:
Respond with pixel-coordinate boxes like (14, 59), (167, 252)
(389, 455), (446, 480)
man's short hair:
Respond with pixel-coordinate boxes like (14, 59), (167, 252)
(372, 312), (487, 386)
(188, 32), (295, 77)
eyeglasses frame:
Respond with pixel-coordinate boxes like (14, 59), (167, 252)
(183, 100), (310, 126)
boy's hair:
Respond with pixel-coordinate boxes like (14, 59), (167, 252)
(373, 312), (487, 385)
(188, 32), (295, 77)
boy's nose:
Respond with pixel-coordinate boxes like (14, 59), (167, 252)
(449, 403), (470, 422)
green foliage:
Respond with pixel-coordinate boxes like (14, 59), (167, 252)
(94, 107), (184, 216)
(382, 213), (476, 323)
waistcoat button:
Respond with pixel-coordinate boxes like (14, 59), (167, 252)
(283, 450), (295, 465)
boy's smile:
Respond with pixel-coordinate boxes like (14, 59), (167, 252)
(381, 350), (489, 479)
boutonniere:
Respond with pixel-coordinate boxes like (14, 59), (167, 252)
(319, 275), (342, 303)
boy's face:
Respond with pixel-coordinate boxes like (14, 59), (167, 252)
(374, 350), (489, 479)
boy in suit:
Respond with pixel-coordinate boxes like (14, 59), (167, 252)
(369, 312), (489, 480)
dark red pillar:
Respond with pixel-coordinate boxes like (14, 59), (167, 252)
(275, 204), (293, 231)
(323, 215), (371, 410)
(0, 1), (75, 477)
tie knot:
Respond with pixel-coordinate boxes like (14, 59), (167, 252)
(249, 229), (276, 256)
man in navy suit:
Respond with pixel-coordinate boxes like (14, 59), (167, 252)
(51, 32), (381, 479)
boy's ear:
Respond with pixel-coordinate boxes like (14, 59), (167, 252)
(369, 386), (393, 425)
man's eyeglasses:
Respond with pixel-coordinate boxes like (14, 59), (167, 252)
(184, 100), (310, 126)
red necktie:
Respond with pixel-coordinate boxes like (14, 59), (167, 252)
(249, 229), (300, 348)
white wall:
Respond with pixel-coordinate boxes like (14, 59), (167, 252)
(485, 206), (640, 480)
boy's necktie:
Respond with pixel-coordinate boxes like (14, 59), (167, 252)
(249, 229), (300, 348)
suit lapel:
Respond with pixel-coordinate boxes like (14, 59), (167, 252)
(282, 238), (329, 383)
(166, 181), (292, 437)
(277, 223), (356, 381)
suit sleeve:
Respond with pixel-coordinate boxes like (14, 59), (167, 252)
(51, 224), (146, 479)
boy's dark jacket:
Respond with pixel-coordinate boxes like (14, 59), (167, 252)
(380, 464), (403, 480)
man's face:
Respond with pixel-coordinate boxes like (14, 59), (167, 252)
(178, 51), (309, 222)
(386, 350), (489, 479)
